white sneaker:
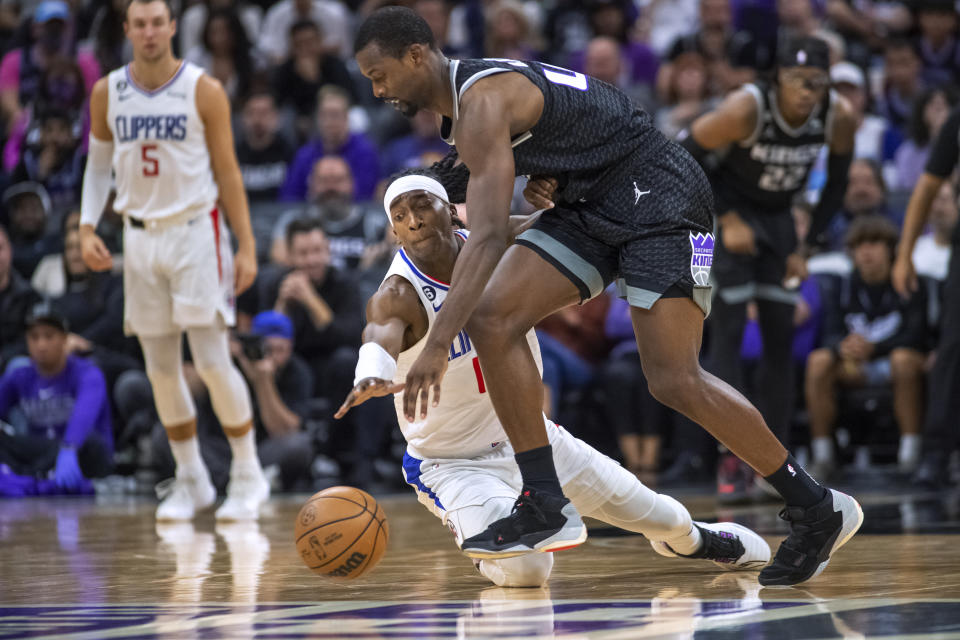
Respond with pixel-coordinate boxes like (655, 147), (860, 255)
(215, 464), (269, 521)
(651, 521), (771, 571)
(155, 471), (216, 521)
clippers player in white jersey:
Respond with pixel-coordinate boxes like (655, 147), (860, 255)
(79, 0), (268, 521)
(334, 173), (770, 586)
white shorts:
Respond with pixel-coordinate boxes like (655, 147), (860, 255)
(401, 419), (640, 546)
(122, 207), (236, 337)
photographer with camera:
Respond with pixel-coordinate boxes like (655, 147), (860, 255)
(231, 311), (315, 491)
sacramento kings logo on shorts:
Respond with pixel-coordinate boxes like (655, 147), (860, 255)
(689, 232), (714, 287)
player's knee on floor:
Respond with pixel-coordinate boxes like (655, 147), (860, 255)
(478, 554), (553, 588)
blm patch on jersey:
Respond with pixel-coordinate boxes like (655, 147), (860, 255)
(689, 232), (714, 286)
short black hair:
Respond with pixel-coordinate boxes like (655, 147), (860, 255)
(354, 6), (436, 58)
(908, 85), (960, 145)
(285, 217), (325, 248)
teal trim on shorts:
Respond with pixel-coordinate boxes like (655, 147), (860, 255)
(517, 229), (605, 298)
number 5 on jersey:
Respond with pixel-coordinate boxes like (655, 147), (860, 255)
(142, 144), (159, 176)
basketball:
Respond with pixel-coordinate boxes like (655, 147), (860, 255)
(294, 486), (389, 579)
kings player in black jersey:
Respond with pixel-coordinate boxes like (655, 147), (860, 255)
(680, 37), (858, 508)
(353, 7), (862, 586)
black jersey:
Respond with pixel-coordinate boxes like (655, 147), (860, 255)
(439, 58), (669, 204)
(714, 81), (835, 212)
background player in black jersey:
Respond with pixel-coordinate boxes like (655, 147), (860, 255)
(893, 102), (960, 489)
(353, 7), (862, 586)
(679, 36), (858, 503)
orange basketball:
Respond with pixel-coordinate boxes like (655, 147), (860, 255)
(294, 486), (389, 579)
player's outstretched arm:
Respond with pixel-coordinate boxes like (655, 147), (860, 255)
(197, 75), (257, 295)
(79, 77), (115, 273)
(400, 85), (519, 422)
(805, 95), (856, 250)
(335, 277), (426, 419)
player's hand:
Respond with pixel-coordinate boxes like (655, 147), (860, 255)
(719, 212), (756, 255)
(892, 254), (917, 299)
(335, 377), (405, 419)
(402, 343), (449, 422)
(234, 245), (257, 295)
(508, 210), (543, 239)
(79, 227), (113, 272)
(53, 446), (86, 491)
(783, 252), (808, 289)
(523, 176), (557, 210)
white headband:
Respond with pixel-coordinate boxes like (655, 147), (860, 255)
(382, 175), (449, 227)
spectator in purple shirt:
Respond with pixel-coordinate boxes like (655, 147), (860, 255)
(0, 302), (113, 496)
(280, 85), (380, 202)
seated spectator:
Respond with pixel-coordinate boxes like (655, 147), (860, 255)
(876, 38), (925, 135)
(272, 156), (391, 277)
(229, 310), (316, 491)
(566, 1), (658, 90)
(258, 0), (352, 63)
(805, 216), (929, 479)
(179, 0), (262, 59)
(0, 302), (113, 496)
(185, 8), (258, 108)
(823, 159), (895, 252)
(10, 108), (86, 221)
(912, 0), (960, 89)
(416, 0), (474, 58)
(582, 36), (657, 112)
(269, 218), (391, 488)
(0, 223), (41, 368)
(31, 209), (79, 297)
(379, 109), (448, 179)
(657, 0), (752, 100)
(280, 86), (380, 202)
(830, 61), (886, 162)
(236, 92), (294, 204)
(0, 1), (100, 131)
(484, 0), (542, 60)
(3, 56), (87, 174)
(655, 52), (715, 140)
(2, 182), (59, 279)
(912, 181), (957, 282)
(893, 86), (958, 191)
(270, 19), (356, 128)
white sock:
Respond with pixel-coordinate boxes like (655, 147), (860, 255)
(811, 437), (834, 463)
(899, 434), (921, 465)
(662, 524), (703, 556)
(170, 436), (205, 476)
(227, 429), (259, 467)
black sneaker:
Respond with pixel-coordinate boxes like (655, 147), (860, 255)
(912, 453), (950, 490)
(759, 489), (863, 586)
(460, 487), (587, 560)
(651, 522), (771, 570)
(717, 453), (753, 505)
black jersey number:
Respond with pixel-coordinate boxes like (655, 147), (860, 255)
(758, 164), (807, 191)
(483, 58), (588, 91)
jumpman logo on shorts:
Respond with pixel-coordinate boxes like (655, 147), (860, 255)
(633, 181), (650, 205)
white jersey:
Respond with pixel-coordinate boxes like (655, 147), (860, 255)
(386, 230), (543, 460)
(106, 61), (218, 220)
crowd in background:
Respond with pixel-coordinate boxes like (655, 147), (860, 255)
(0, 0), (958, 496)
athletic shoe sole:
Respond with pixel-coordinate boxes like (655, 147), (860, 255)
(462, 523), (588, 560)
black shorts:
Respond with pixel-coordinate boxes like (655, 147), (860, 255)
(711, 204), (799, 306)
(516, 142), (715, 314)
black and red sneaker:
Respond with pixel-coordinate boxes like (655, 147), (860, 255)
(460, 486), (587, 560)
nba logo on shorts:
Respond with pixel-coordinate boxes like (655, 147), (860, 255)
(689, 232), (714, 287)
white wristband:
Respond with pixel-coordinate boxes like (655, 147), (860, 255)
(353, 342), (398, 386)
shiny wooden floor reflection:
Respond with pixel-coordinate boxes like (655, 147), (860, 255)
(2, 490), (960, 638)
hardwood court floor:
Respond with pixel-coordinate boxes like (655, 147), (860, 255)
(1, 487), (959, 638)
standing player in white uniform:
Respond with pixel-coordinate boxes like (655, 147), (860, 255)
(79, 0), (268, 521)
(335, 173), (771, 587)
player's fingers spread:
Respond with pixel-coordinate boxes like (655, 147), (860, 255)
(432, 381), (441, 407)
(419, 386), (430, 419)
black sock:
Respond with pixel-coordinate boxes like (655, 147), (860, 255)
(763, 454), (828, 508)
(515, 445), (564, 496)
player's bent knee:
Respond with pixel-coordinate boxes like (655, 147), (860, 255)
(480, 554), (553, 588)
(645, 370), (700, 411)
